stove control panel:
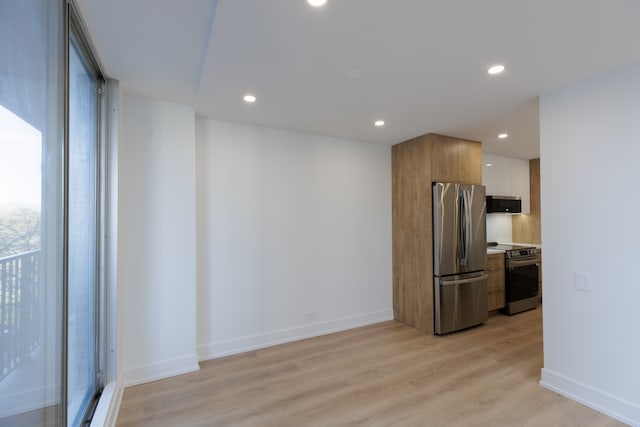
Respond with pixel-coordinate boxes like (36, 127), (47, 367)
(506, 248), (538, 258)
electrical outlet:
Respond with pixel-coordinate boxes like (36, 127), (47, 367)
(575, 272), (590, 292)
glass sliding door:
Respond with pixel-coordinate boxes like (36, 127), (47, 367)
(0, 1), (64, 426)
(66, 31), (101, 426)
(0, 1), (106, 426)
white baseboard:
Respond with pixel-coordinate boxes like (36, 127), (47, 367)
(540, 368), (640, 426)
(197, 308), (394, 361)
(122, 354), (200, 387)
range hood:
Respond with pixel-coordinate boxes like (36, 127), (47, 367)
(486, 195), (522, 214)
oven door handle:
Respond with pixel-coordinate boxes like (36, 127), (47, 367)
(507, 258), (539, 268)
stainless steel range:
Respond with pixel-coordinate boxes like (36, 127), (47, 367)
(490, 244), (539, 315)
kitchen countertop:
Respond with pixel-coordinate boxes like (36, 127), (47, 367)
(487, 242), (542, 255)
(508, 242), (542, 249)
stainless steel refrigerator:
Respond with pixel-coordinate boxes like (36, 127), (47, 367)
(433, 182), (488, 334)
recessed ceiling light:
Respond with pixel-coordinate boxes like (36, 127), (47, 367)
(243, 94), (256, 103)
(488, 65), (505, 75)
(498, 133), (508, 139)
(307, 0), (327, 7)
(485, 163), (493, 167)
(374, 120), (385, 127)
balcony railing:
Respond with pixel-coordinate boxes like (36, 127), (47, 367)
(0, 250), (40, 382)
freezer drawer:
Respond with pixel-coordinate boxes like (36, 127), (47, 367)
(434, 273), (488, 335)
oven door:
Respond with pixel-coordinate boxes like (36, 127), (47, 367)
(505, 258), (539, 314)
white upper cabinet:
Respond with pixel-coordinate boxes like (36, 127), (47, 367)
(510, 159), (530, 215)
(482, 154), (530, 214)
(482, 154), (511, 196)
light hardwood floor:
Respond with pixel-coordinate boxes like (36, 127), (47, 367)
(116, 309), (625, 426)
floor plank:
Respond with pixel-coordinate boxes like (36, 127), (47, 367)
(116, 309), (626, 426)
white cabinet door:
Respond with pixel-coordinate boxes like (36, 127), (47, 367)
(510, 159), (530, 214)
(482, 154), (531, 214)
(482, 154), (511, 196)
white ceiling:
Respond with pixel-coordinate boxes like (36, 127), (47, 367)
(77, 0), (640, 159)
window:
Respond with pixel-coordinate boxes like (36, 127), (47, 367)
(66, 27), (103, 427)
(0, 1), (108, 425)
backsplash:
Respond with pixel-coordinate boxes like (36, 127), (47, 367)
(486, 214), (513, 243)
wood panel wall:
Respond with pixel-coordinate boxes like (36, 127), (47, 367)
(392, 136), (433, 333)
(512, 158), (541, 244)
(457, 140), (483, 184)
(392, 133), (482, 334)
(429, 134), (458, 183)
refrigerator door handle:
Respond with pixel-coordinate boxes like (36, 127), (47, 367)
(458, 191), (467, 267)
(464, 189), (472, 268)
(440, 274), (488, 286)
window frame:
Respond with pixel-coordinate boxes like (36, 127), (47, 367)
(62, 1), (108, 425)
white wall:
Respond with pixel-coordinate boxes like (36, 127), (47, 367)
(116, 100), (392, 385)
(539, 62), (640, 425)
(195, 119), (392, 358)
(118, 95), (198, 385)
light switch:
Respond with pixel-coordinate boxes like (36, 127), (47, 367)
(575, 272), (590, 292)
